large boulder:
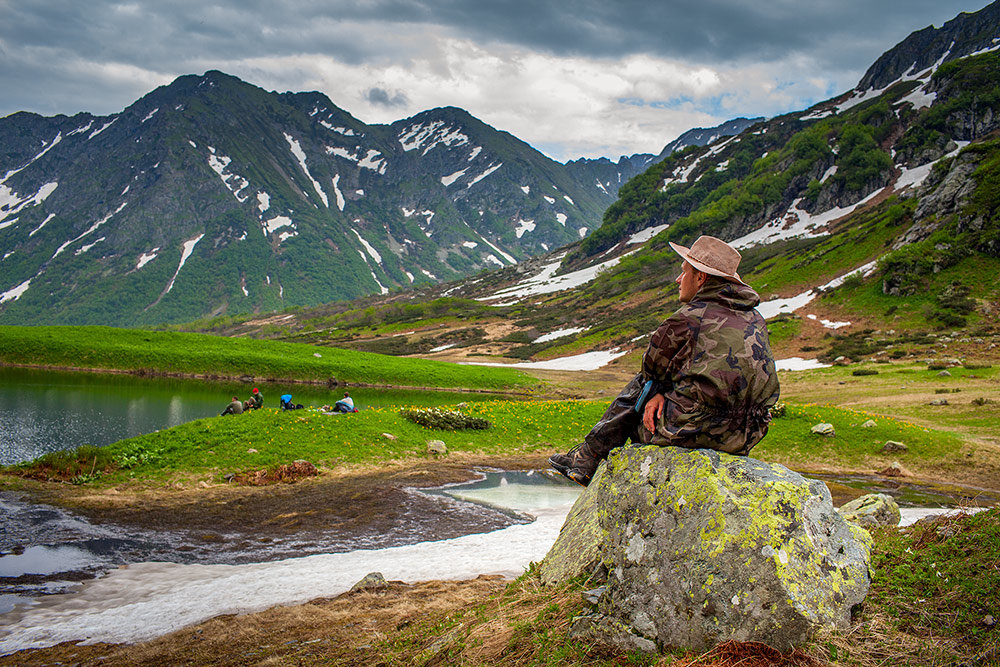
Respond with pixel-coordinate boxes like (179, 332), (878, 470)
(543, 446), (872, 654)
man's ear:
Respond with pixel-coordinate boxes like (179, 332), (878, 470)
(696, 269), (709, 286)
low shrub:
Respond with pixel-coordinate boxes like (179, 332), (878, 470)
(399, 407), (491, 431)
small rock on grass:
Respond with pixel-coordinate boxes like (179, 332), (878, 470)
(861, 419), (877, 428)
(811, 423), (835, 437)
(881, 440), (908, 453)
(427, 439), (448, 455)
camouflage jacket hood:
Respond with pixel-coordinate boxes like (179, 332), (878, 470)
(641, 277), (779, 455)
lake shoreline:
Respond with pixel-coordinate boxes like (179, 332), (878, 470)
(0, 361), (537, 396)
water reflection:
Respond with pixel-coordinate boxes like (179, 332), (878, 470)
(0, 366), (512, 465)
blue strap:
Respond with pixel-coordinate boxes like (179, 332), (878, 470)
(634, 380), (656, 413)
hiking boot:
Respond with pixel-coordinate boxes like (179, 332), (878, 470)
(548, 444), (597, 487)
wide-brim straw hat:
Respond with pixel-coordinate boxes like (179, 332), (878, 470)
(668, 235), (748, 286)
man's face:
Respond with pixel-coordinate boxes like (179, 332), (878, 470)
(676, 261), (703, 303)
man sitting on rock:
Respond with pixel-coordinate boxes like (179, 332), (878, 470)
(550, 235), (780, 486)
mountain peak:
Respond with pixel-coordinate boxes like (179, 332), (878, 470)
(856, 0), (1000, 91)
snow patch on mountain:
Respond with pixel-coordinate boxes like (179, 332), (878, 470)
(533, 327), (585, 343)
(141, 108), (159, 123)
(52, 201), (126, 259)
(284, 133), (329, 207)
(556, 213), (567, 226)
(479, 251), (635, 303)
(468, 162), (502, 188)
(0, 181), (58, 224)
(0, 278), (32, 304)
(164, 234), (205, 294)
(441, 169), (467, 186)
(514, 218), (535, 238)
(318, 121), (359, 136)
(29, 213), (55, 237)
(330, 174), (346, 211)
(136, 248), (160, 270)
(627, 223), (670, 245)
(207, 149), (250, 203)
(352, 230), (383, 265)
(326, 146), (386, 174)
(2, 133), (62, 184)
(88, 119), (116, 140)
(398, 121), (469, 155)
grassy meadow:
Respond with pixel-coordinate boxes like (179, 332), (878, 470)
(0, 325), (537, 391)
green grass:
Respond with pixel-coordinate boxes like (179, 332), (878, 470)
(0, 325), (536, 391)
(756, 402), (966, 471)
(5, 398), (975, 489)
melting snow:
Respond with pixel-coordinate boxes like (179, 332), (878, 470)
(398, 121), (469, 154)
(464, 349), (627, 371)
(555, 213), (567, 226)
(756, 260), (879, 319)
(352, 230), (383, 264)
(562, 195), (574, 205)
(485, 254), (504, 267)
(520, 185), (530, 194)
(67, 121), (94, 136)
(331, 175), (346, 211)
(533, 327), (585, 344)
(478, 252), (633, 303)
(52, 202), (125, 258)
(732, 189), (882, 250)
(164, 234), (204, 294)
(421, 268), (438, 280)
(140, 108), (159, 123)
(0, 487), (578, 653)
(0, 278), (32, 303)
(578, 227), (588, 238)
(806, 314), (851, 329)
(544, 195), (556, 204)
(318, 121), (358, 136)
(467, 163), (502, 188)
(468, 147), (482, 161)
(775, 357), (831, 371)
(430, 343), (456, 352)
(326, 146), (386, 173)
(441, 169), (467, 187)
(0, 180), (59, 220)
(28, 213), (55, 237)
(284, 133), (328, 207)
(257, 192), (270, 214)
(462, 241), (478, 249)
(2, 133), (62, 185)
(136, 249), (160, 270)
(627, 223), (669, 245)
(264, 216), (294, 235)
(474, 233), (516, 264)
(88, 119), (116, 140)
(74, 237), (104, 255)
(514, 218), (535, 238)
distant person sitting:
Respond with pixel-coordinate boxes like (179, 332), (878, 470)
(280, 394), (304, 410)
(332, 392), (357, 413)
(246, 387), (263, 410)
(220, 397), (244, 416)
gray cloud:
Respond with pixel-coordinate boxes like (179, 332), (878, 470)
(0, 0), (993, 158)
(366, 87), (409, 108)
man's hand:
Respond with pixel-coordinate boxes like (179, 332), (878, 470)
(643, 393), (666, 433)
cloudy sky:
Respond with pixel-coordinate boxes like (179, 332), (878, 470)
(0, 1), (991, 162)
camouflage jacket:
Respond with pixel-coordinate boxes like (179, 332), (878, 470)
(640, 278), (780, 455)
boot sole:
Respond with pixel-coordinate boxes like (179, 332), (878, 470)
(548, 459), (591, 487)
